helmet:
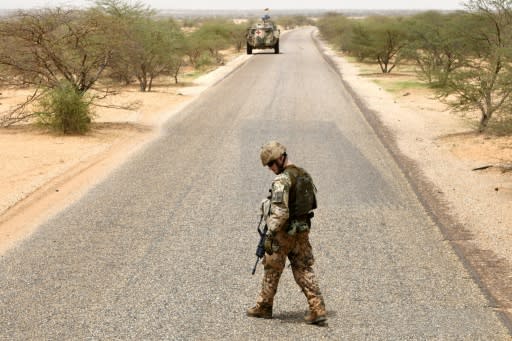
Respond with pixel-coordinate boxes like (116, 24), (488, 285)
(260, 141), (286, 166)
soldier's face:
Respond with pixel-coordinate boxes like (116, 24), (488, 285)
(267, 155), (283, 174)
(268, 161), (279, 174)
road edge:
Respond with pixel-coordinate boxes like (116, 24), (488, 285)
(310, 28), (512, 335)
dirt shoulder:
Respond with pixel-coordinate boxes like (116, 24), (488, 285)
(0, 53), (250, 254)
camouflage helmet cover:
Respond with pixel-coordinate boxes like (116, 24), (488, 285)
(260, 141), (286, 166)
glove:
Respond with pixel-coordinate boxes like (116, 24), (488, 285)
(264, 231), (279, 255)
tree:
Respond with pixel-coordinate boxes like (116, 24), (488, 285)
(128, 18), (185, 91)
(183, 33), (204, 68)
(349, 22), (375, 61)
(316, 13), (352, 51)
(438, 0), (512, 131)
(94, 0), (185, 91)
(190, 21), (234, 65)
(347, 16), (408, 72)
(94, 0), (152, 18)
(371, 16), (408, 73)
(403, 11), (467, 86)
(0, 8), (113, 130)
(0, 8), (113, 93)
(182, 19), (247, 68)
(224, 21), (248, 53)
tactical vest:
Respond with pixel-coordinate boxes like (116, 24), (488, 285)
(284, 165), (317, 219)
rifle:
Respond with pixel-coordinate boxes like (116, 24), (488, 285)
(252, 220), (267, 275)
(252, 197), (270, 275)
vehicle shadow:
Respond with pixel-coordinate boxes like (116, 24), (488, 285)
(249, 52), (282, 55)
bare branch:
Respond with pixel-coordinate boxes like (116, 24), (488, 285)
(91, 101), (142, 111)
(0, 88), (42, 127)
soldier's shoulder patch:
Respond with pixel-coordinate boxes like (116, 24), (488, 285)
(271, 181), (285, 203)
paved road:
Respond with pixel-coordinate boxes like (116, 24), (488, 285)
(0, 28), (510, 340)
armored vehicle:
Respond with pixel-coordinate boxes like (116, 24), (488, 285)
(246, 15), (280, 54)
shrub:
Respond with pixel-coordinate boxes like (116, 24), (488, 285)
(36, 81), (93, 134)
(195, 52), (214, 70)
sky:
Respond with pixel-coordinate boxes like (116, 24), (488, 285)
(1, 0), (465, 10)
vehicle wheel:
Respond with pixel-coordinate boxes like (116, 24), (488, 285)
(274, 40), (279, 54)
(247, 43), (253, 55)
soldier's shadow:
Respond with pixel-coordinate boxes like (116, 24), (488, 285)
(272, 310), (336, 326)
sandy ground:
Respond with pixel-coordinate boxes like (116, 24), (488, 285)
(0, 53), (250, 254)
(0, 30), (511, 317)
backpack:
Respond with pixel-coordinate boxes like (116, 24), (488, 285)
(286, 165), (317, 219)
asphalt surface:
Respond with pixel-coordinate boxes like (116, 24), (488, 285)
(0, 28), (510, 340)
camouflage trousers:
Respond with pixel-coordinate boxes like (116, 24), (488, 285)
(256, 229), (326, 314)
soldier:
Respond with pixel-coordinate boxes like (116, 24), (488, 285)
(247, 141), (327, 325)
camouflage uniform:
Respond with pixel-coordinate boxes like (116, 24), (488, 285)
(254, 165), (326, 319)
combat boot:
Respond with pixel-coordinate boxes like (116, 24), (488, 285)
(246, 303), (272, 319)
(305, 310), (327, 325)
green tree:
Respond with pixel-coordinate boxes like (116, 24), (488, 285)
(129, 18), (185, 91)
(92, 0), (152, 85)
(183, 33), (204, 68)
(402, 11), (467, 86)
(316, 13), (352, 51)
(94, 0), (152, 18)
(345, 16), (408, 71)
(362, 16), (408, 73)
(439, 0), (512, 131)
(224, 21), (248, 53)
(0, 8), (113, 130)
(349, 22), (375, 61)
(0, 8), (112, 93)
(190, 21), (234, 65)
(94, 0), (185, 91)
